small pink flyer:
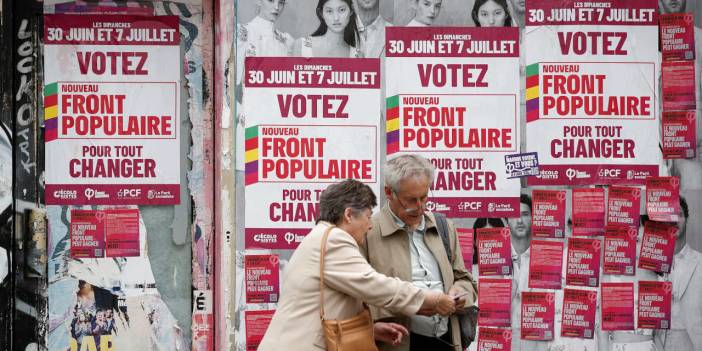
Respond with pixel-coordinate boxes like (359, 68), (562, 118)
(245, 254), (280, 303)
(561, 288), (597, 339)
(478, 228), (512, 276)
(638, 281), (672, 330)
(601, 282), (635, 331)
(457, 228), (474, 272)
(70, 209), (106, 258)
(532, 190), (566, 238)
(104, 209), (140, 257)
(662, 60), (696, 111)
(478, 278), (512, 327)
(572, 188), (605, 236)
(478, 327), (512, 351)
(521, 291), (555, 341)
(528, 240), (564, 289)
(603, 225), (637, 275)
(660, 13), (695, 61)
(662, 111), (696, 159)
(245, 310), (275, 351)
(607, 186), (641, 228)
(639, 221), (677, 273)
(646, 176), (680, 222)
(565, 237), (602, 287)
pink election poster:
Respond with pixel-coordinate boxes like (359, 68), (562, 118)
(607, 186), (641, 228)
(70, 208), (140, 258)
(478, 228), (512, 276)
(245, 255), (280, 304)
(603, 225), (638, 275)
(662, 60), (696, 111)
(601, 282), (635, 331)
(565, 237), (602, 287)
(639, 221), (677, 273)
(104, 209), (140, 257)
(532, 190), (566, 238)
(529, 240), (564, 289)
(638, 281), (672, 329)
(478, 279), (512, 327)
(572, 188), (606, 236)
(70, 209), (106, 258)
(646, 176), (681, 222)
(662, 111), (697, 159)
(561, 288), (597, 339)
(245, 310), (274, 351)
(521, 291), (555, 341)
(660, 13), (696, 61)
(457, 228), (474, 272)
(478, 327), (512, 351)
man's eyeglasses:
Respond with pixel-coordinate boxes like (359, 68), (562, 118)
(392, 190), (429, 214)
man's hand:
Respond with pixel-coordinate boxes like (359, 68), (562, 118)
(374, 322), (409, 346)
(434, 292), (457, 316)
(449, 287), (468, 311)
(417, 291), (457, 316)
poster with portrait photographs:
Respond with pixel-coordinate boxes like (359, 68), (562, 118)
(232, 1), (702, 351)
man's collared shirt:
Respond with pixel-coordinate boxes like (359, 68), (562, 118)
(510, 244), (530, 331)
(670, 244), (692, 301)
(357, 15), (390, 58)
(388, 209), (448, 337)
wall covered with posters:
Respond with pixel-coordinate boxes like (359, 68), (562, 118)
(3, 0), (215, 350)
(231, 1), (702, 351)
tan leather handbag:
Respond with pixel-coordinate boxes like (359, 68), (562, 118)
(319, 225), (379, 351)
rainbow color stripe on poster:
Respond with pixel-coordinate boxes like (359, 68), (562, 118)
(526, 63), (539, 122)
(245, 126), (259, 185)
(44, 82), (59, 142)
(386, 95), (400, 155)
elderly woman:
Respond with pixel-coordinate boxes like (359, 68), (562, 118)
(258, 179), (456, 351)
(294, 0), (362, 57)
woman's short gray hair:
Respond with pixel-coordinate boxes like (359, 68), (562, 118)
(384, 154), (435, 191)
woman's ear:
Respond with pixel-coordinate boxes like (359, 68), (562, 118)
(343, 208), (353, 223)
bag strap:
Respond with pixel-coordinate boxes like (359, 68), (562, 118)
(319, 225), (335, 320)
(433, 212), (453, 263)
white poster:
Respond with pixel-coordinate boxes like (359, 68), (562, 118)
(525, 0), (661, 186)
(243, 57), (381, 250)
(44, 14), (181, 204)
(385, 26), (521, 218)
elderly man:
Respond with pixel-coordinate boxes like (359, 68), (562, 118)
(655, 197), (702, 351)
(354, 0), (391, 58)
(363, 154), (477, 351)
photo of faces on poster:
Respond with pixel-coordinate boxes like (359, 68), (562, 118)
(70, 280), (123, 350)
(236, 0), (529, 63)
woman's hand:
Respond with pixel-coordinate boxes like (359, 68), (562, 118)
(374, 322), (409, 346)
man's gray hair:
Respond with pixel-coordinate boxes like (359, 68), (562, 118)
(384, 154), (435, 191)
